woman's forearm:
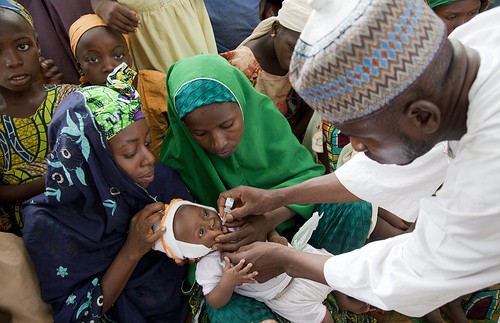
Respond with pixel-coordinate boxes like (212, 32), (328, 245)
(264, 206), (296, 229)
(100, 243), (141, 312)
(0, 178), (45, 204)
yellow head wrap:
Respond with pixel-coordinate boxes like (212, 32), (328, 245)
(69, 14), (129, 57)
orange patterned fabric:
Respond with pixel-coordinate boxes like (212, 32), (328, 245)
(221, 46), (291, 116)
(135, 70), (168, 160)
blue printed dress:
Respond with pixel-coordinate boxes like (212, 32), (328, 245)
(21, 92), (192, 322)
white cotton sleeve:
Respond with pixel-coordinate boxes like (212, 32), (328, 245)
(323, 7), (500, 317)
(195, 252), (225, 296)
(335, 142), (453, 222)
(322, 56), (500, 315)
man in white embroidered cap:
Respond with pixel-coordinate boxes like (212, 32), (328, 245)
(217, 0), (500, 319)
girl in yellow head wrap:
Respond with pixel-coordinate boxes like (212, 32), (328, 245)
(69, 13), (169, 159)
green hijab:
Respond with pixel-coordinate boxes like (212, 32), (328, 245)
(426, 0), (489, 10)
(160, 54), (324, 227)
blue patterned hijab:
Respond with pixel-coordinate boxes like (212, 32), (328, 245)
(0, 0), (34, 27)
(21, 68), (192, 322)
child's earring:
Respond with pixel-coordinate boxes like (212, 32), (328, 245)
(271, 32), (276, 38)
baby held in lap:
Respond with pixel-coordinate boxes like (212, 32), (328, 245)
(153, 199), (342, 323)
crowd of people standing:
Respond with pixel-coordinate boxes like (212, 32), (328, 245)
(1, 0), (499, 322)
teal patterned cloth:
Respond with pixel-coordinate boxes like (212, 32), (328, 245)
(175, 79), (238, 119)
(425, 0), (489, 10)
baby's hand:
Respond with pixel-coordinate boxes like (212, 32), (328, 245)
(221, 256), (257, 286)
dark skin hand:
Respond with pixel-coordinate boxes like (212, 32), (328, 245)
(91, 0), (139, 33)
(224, 242), (287, 283)
(39, 57), (63, 84)
(217, 173), (359, 222)
(214, 215), (270, 252)
(217, 187), (280, 221)
(224, 241), (330, 284)
(0, 177), (45, 204)
(214, 206), (295, 252)
(100, 202), (165, 312)
(205, 257), (257, 309)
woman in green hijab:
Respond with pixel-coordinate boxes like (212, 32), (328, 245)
(161, 53), (324, 236)
(160, 54), (373, 321)
(426, 0), (489, 34)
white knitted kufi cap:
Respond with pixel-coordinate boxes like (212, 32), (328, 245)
(290, 0), (447, 123)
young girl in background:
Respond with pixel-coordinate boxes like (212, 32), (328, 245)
(69, 14), (169, 159)
(1, 2), (77, 319)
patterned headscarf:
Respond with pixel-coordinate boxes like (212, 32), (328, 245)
(21, 61), (192, 321)
(161, 54), (325, 232)
(0, 0), (33, 27)
(290, 0), (447, 124)
(425, 0), (489, 10)
(175, 79), (238, 120)
(79, 62), (143, 140)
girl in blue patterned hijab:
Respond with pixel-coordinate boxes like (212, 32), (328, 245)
(21, 63), (193, 322)
(0, 0), (34, 27)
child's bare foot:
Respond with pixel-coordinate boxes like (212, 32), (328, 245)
(333, 291), (370, 314)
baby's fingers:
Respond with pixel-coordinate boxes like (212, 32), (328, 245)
(231, 258), (247, 271)
(238, 261), (255, 275)
(223, 256), (232, 271)
(240, 270), (258, 283)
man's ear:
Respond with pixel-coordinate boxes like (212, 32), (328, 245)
(271, 21), (280, 37)
(403, 100), (441, 135)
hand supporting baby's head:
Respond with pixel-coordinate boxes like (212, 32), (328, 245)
(153, 199), (224, 261)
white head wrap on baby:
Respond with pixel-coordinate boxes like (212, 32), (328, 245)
(153, 199), (218, 260)
(277, 0), (312, 33)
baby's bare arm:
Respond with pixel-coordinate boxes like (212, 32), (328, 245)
(205, 257), (257, 309)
